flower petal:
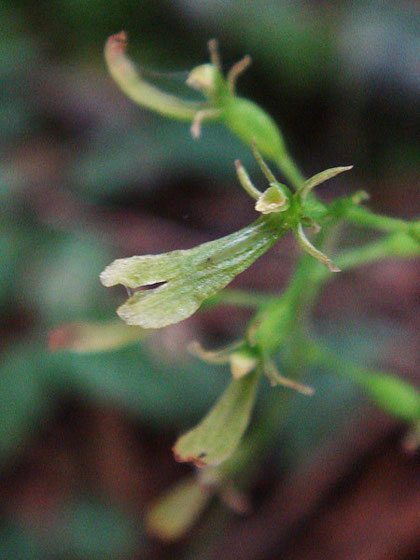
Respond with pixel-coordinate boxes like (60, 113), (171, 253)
(100, 252), (186, 288)
(116, 277), (202, 328)
(255, 185), (290, 214)
(173, 369), (261, 466)
(103, 217), (284, 328)
(299, 166), (353, 203)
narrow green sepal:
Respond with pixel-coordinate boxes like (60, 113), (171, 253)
(189, 340), (258, 379)
(173, 369), (261, 466)
(295, 223), (340, 272)
(299, 166), (353, 203)
(263, 357), (314, 395)
(235, 160), (262, 200)
(188, 340), (243, 364)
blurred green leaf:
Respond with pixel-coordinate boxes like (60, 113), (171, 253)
(20, 233), (114, 323)
(0, 334), (229, 466)
(0, 522), (47, 560)
(59, 344), (228, 428)
(0, 499), (142, 560)
(69, 122), (258, 201)
(175, 0), (334, 89)
(0, 226), (19, 303)
(0, 6), (43, 145)
(278, 320), (407, 470)
(0, 344), (52, 462)
(55, 499), (140, 558)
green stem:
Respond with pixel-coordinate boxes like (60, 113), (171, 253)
(255, 227), (420, 357)
(313, 232), (420, 284)
(306, 339), (420, 424)
(203, 289), (274, 309)
(307, 340), (364, 383)
(275, 149), (305, 191)
(249, 252), (321, 355)
(346, 206), (412, 233)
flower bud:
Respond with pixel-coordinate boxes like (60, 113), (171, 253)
(146, 475), (212, 541)
(105, 31), (200, 121)
(225, 97), (287, 164)
(187, 64), (220, 97)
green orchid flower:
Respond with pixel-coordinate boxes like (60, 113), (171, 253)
(100, 214), (285, 328)
(101, 144), (352, 329)
(104, 32), (304, 188)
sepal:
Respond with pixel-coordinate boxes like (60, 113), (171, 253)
(173, 369), (261, 466)
(48, 320), (145, 353)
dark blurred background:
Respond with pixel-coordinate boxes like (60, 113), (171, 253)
(0, 1), (419, 559)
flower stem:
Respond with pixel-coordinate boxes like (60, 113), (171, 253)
(275, 149), (305, 191)
(345, 206), (412, 233)
(203, 289), (274, 309)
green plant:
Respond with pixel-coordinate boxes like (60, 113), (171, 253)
(97, 32), (419, 539)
